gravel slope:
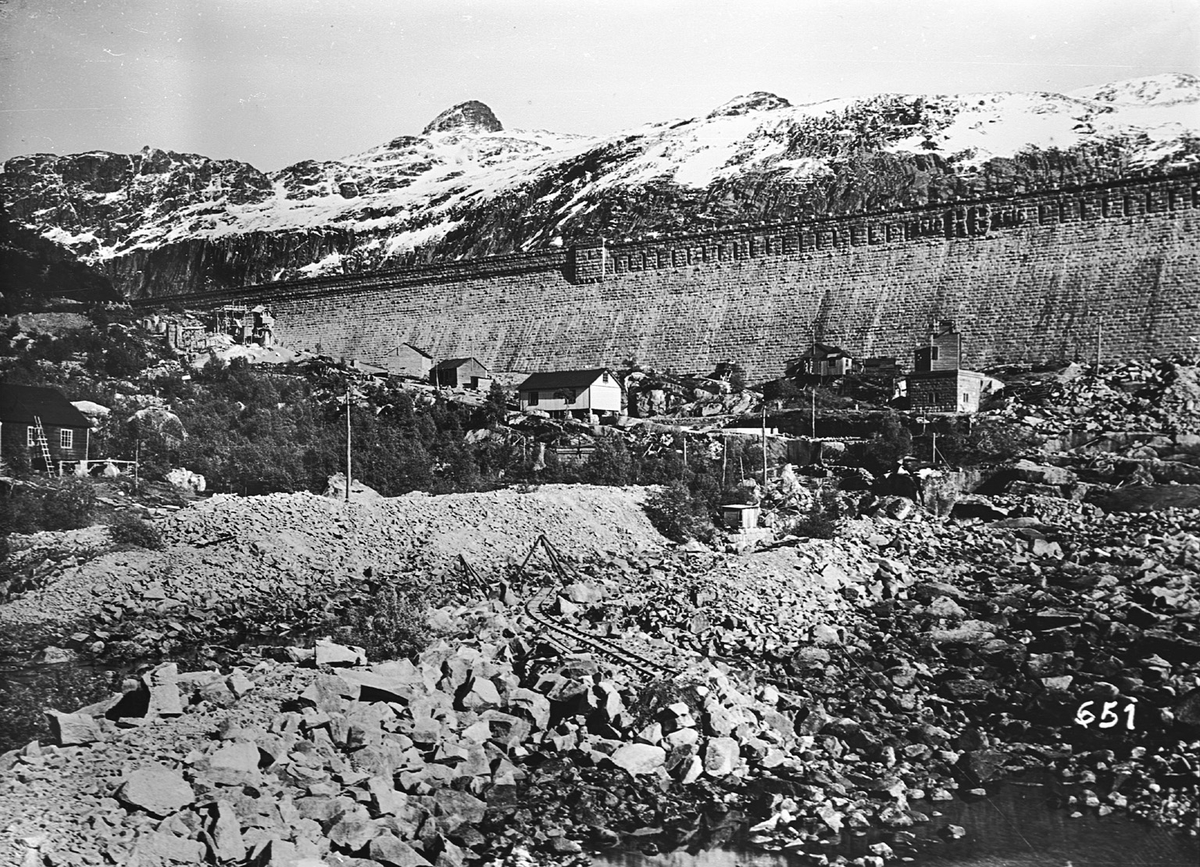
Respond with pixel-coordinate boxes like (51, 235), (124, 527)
(0, 485), (665, 628)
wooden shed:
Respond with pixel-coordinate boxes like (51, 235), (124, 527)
(0, 383), (92, 472)
(431, 357), (492, 390)
(720, 504), (761, 531)
(382, 343), (435, 379)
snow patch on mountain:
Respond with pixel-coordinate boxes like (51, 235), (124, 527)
(884, 85), (1200, 168)
(5, 75), (1199, 286)
(1068, 73), (1200, 106)
(708, 92), (792, 118)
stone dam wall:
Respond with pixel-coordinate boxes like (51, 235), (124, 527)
(140, 173), (1200, 379)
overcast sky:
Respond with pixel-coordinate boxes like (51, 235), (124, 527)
(2, 0), (1198, 171)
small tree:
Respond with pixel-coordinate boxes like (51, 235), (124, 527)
(108, 512), (163, 549)
(864, 414), (912, 474)
(39, 478), (97, 531)
(476, 382), (509, 428)
(584, 434), (633, 485)
(344, 585), (432, 662)
(645, 480), (710, 542)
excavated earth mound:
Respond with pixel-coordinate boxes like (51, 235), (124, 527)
(0, 485), (665, 628)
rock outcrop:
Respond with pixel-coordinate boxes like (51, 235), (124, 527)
(422, 101), (504, 136)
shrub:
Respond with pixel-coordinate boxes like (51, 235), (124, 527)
(584, 434), (634, 485)
(966, 420), (1040, 462)
(37, 479), (96, 531)
(108, 512), (163, 549)
(645, 480), (711, 543)
(790, 506), (839, 539)
(784, 487), (842, 539)
(936, 419), (1040, 466)
(0, 486), (44, 535)
(343, 585), (432, 662)
(6, 450), (32, 479)
(864, 414), (913, 474)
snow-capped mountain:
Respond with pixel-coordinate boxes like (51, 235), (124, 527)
(3, 74), (1198, 299)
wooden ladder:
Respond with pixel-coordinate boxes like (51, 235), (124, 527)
(32, 416), (54, 473)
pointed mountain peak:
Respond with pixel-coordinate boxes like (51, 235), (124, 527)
(708, 92), (792, 119)
(422, 101), (504, 136)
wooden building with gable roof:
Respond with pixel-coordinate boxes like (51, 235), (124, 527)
(431, 357), (492, 390)
(0, 383), (91, 471)
(516, 368), (622, 419)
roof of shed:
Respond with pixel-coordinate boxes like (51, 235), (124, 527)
(433, 357), (489, 371)
(517, 368), (612, 391)
(0, 383), (92, 427)
(794, 343), (850, 360)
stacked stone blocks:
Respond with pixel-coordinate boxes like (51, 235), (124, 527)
(137, 173), (1200, 380)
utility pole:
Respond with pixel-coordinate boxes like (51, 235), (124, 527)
(811, 384), (817, 439)
(761, 404), (768, 485)
(721, 435), (728, 489)
(812, 322), (817, 438)
(810, 319), (819, 439)
(1096, 314), (1104, 372)
(345, 379), (352, 503)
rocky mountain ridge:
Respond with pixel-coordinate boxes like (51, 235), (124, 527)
(3, 73), (1198, 299)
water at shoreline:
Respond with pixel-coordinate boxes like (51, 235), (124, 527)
(594, 778), (1199, 867)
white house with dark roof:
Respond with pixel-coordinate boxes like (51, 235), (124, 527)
(516, 368), (622, 418)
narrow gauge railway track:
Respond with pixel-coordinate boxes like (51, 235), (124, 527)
(523, 582), (680, 678)
(514, 536), (687, 679)
(482, 536), (902, 707)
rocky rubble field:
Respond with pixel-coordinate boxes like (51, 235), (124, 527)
(998, 358), (1200, 436)
(1, 482), (1198, 866)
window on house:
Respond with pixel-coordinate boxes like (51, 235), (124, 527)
(60, 429), (73, 449)
(27, 426), (36, 446)
(963, 393), (970, 405)
(930, 347), (940, 361)
(528, 391), (539, 406)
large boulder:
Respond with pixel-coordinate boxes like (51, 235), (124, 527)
(703, 737), (741, 777)
(1009, 459), (1077, 487)
(324, 473), (382, 500)
(208, 801), (246, 862)
(328, 810), (378, 850)
(371, 836), (432, 867)
(142, 663), (184, 719)
(129, 831), (206, 864)
(205, 741), (262, 786)
(118, 764), (194, 817)
(433, 788), (487, 830)
(46, 710), (102, 745)
(315, 637), (368, 668)
(608, 743), (666, 776)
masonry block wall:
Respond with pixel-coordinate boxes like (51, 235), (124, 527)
(144, 173), (1200, 380)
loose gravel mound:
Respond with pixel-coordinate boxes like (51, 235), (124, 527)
(0, 485), (665, 627)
